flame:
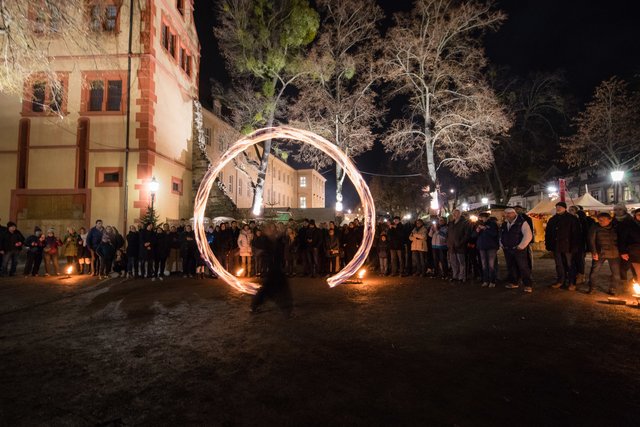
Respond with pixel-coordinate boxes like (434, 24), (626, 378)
(193, 126), (376, 294)
(236, 268), (244, 277)
(66, 266), (73, 275)
(358, 269), (366, 280)
(633, 282), (640, 295)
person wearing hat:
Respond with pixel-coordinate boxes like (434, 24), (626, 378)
(545, 201), (582, 290)
(1, 222), (25, 277)
(501, 208), (533, 292)
(24, 227), (45, 277)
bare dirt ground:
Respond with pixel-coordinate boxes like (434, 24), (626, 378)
(1, 256), (639, 426)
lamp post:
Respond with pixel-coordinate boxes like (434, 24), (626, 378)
(611, 170), (624, 203)
(149, 176), (159, 210)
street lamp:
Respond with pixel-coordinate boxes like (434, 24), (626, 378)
(336, 201), (343, 212)
(149, 176), (159, 210)
(611, 170), (624, 203)
(450, 188), (455, 194)
(462, 202), (469, 211)
(481, 197), (490, 209)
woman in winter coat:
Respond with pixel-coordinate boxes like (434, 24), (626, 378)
(409, 219), (429, 276)
(325, 227), (341, 275)
(237, 224), (253, 277)
(43, 228), (62, 276)
(62, 227), (80, 273)
(429, 218), (449, 279)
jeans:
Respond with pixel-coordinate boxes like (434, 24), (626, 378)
(139, 257), (153, 277)
(154, 257), (167, 278)
(504, 248), (532, 286)
(433, 247), (449, 277)
(127, 256), (138, 276)
(379, 257), (388, 275)
(390, 249), (403, 275)
(240, 255), (252, 276)
(554, 251), (575, 285)
(450, 252), (466, 281)
(478, 249), (498, 283)
(24, 251), (42, 276)
(411, 251), (426, 275)
(2, 250), (20, 276)
(588, 257), (621, 291)
(305, 247), (320, 276)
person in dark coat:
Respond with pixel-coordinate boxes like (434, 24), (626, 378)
(282, 227), (298, 276)
(587, 212), (622, 295)
(325, 227), (341, 275)
(86, 219), (104, 276)
(181, 225), (197, 277)
(447, 209), (471, 282)
(96, 234), (116, 279)
(24, 227), (44, 277)
(1, 222), (25, 277)
(250, 227), (293, 317)
(125, 225), (140, 278)
(388, 217), (404, 276)
(613, 203), (638, 283)
(569, 205), (594, 285)
(377, 233), (390, 276)
(545, 202), (582, 290)
(473, 213), (500, 287)
(153, 227), (170, 281)
(618, 208), (640, 284)
(304, 220), (323, 277)
(343, 222), (360, 268)
(138, 223), (156, 278)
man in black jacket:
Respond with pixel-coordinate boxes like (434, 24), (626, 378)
(305, 220), (323, 277)
(1, 222), (25, 277)
(546, 202), (582, 290)
(387, 217), (404, 276)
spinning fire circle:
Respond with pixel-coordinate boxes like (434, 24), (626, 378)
(193, 126), (376, 294)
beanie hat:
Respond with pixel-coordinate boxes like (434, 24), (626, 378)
(7, 221), (16, 228)
(555, 202), (567, 209)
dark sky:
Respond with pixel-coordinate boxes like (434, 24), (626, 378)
(193, 0), (640, 209)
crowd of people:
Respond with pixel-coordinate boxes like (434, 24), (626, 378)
(1, 202), (639, 295)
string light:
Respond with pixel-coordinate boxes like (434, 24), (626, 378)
(193, 126), (376, 294)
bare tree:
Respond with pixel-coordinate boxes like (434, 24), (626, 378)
(561, 77), (640, 171)
(214, 0), (319, 215)
(288, 0), (384, 211)
(0, 0), (105, 98)
(381, 0), (510, 186)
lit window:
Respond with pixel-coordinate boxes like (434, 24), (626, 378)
(299, 176), (307, 187)
(300, 196), (307, 209)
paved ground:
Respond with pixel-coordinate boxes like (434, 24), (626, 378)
(1, 256), (639, 426)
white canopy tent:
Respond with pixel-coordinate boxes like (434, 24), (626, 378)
(528, 194), (611, 215)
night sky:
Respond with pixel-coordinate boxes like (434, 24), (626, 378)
(193, 0), (640, 209)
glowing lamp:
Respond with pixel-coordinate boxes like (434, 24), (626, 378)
(469, 215), (479, 222)
(149, 177), (159, 194)
(547, 185), (558, 193)
(462, 203), (469, 211)
(481, 197), (489, 204)
(336, 201), (343, 212)
(611, 170), (624, 182)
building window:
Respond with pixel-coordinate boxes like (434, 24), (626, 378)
(85, 77), (123, 113)
(90, 3), (119, 33)
(169, 34), (177, 57)
(25, 78), (67, 114)
(218, 136), (224, 152)
(228, 175), (233, 193)
(171, 177), (183, 195)
(95, 167), (123, 187)
(300, 176), (307, 187)
(607, 188), (614, 202)
(299, 196), (307, 209)
(177, 0), (185, 16)
(185, 55), (192, 76)
(238, 179), (243, 196)
(204, 127), (211, 146)
(591, 190), (600, 201)
(623, 186), (631, 201)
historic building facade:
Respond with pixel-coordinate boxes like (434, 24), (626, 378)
(0, 0), (199, 232)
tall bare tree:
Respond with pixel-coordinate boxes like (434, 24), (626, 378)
(561, 77), (640, 171)
(214, 0), (319, 215)
(0, 0), (105, 97)
(288, 0), (384, 211)
(381, 0), (510, 186)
